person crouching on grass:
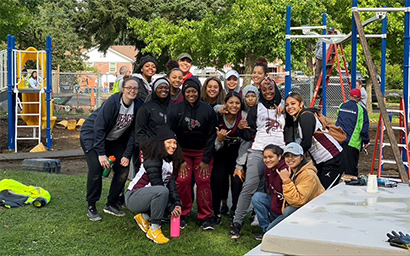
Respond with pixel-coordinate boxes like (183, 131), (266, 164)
(126, 126), (184, 244)
(266, 142), (325, 231)
(251, 144), (287, 241)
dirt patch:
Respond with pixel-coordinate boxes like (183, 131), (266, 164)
(0, 116), (402, 178)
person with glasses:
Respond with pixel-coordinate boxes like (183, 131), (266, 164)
(265, 142), (324, 231)
(80, 78), (143, 221)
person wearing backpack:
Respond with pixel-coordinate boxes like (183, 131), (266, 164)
(336, 89), (370, 177)
(284, 92), (343, 189)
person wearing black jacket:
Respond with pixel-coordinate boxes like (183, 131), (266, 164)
(126, 126), (183, 244)
(131, 55), (157, 102)
(80, 78), (143, 221)
(168, 76), (217, 230)
(135, 77), (171, 146)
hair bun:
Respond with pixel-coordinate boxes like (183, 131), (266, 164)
(255, 57), (268, 68)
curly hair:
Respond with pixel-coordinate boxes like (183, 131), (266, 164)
(141, 138), (184, 171)
(254, 57), (269, 75)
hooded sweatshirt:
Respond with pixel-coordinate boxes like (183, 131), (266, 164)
(224, 70), (242, 96)
(265, 159), (287, 215)
(168, 77), (217, 164)
(131, 73), (153, 102)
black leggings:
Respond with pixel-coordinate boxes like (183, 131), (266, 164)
(211, 143), (243, 215)
(315, 152), (343, 189)
(82, 140), (130, 206)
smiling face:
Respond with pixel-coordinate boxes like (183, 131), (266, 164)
(184, 87), (199, 106)
(226, 75), (239, 90)
(169, 70), (183, 89)
(285, 96), (304, 117)
(252, 66), (265, 86)
(206, 79), (220, 99)
(245, 93), (257, 108)
(164, 138), (177, 155)
(155, 83), (170, 99)
(284, 153), (303, 169)
(121, 80), (138, 102)
(263, 149), (281, 169)
(261, 83), (275, 102)
(178, 58), (192, 75)
(225, 95), (241, 115)
(141, 62), (157, 79)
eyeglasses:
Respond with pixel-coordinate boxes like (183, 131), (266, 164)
(123, 87), (138, 91)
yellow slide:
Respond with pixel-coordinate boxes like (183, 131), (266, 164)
(17, 47), (56, 130)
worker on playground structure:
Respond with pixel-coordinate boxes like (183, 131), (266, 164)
(313, 27), (338, 91)
(336, 89), (370, 177)
(112, 65), (131, 94)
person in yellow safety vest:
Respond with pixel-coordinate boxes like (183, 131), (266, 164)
(112, 66), (131, 94)
(21, 69), (31, 89)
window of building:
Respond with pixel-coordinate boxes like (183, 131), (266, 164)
(109, 63), (116, 73)
(86, 62), (94, 68)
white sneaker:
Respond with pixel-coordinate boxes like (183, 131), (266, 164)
(251, 215), (259, 226)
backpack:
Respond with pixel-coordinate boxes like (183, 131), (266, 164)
(304, 111), (347, 144)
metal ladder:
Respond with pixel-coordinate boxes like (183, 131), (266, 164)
(14, 87), (42, 152)
(370, 95), (410, 179)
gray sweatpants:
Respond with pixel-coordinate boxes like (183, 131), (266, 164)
(125, 186), (169, 225)
(233, 150), (266, 225)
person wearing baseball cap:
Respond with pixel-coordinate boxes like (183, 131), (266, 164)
(336, 88), (370, 177)
(177, 53), (193, 83)
(265, 142), (325, 231)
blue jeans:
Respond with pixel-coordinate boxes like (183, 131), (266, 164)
(252, 192), (279, 232)
(266, 205), (298, 231)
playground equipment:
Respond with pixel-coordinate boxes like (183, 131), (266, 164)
(7, 35), (56, 152)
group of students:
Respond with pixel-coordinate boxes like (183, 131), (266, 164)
(80, 54), (369, 244)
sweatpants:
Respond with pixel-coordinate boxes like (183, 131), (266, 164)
(211, 143), (243, 216)
(316, 152), (343, 189)
(176, 148), (213, 221)
(82, 139), (130, 206)
(233, 150), (265, 225)
(125, 186), (169, 225)
(341, 143), (360, 176)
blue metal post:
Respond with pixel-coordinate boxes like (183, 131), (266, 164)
(7, 35), (15, 150)
(381, 7), (387, 94)
(46, 36), (52, 149)
(285, 5), (292, 97)
(322, 13), (327, 116)
(351, 0), (358, 89)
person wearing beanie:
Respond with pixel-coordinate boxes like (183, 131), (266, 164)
(265, 142), (325, 231)
(126, 125), (184, 244)
(131, 55), (157, 101)
(336, 88), (370, 177)
(168, 76), (217, 230)
(80, 78), (143, 221)
(177, 53), (193, 83)
(136, 77), (172, 148)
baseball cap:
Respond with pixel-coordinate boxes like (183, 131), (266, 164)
(283, 142), (304, 156)
(177, 53), (193, 62)
(350, 88), (361, 98)
(225, 70), (239, 79)
(328, 27), (335, 34)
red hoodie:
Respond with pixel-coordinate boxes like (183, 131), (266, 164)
(264, 159), (287, 215)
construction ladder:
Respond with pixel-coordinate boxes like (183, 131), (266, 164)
(310, 43), (352, 109)
(370, 95), (410, 180)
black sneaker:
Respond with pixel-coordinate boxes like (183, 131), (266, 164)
(220, 204), (229, 215)
(213, 215), (222, 226)
(201, 217), (214, 230)
(117, 202), (127, 209)
(87, 206), (102, 221)
(103, 204), (126, 217)
(180, 216), (187, 229)
(229, 222), (242, 239)
(254, 233), (265, 241)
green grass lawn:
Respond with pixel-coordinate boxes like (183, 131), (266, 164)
(0, 170), (260, 256)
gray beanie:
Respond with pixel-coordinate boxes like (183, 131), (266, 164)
(242, 85), (260, 101)
(153, 77), (170, 92)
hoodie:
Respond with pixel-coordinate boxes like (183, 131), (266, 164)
(168, 77), (217, 164)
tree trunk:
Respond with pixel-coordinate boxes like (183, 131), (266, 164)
(307, 43), (314, 75)
(242, 52), (257, 89)
(366, 79), (373, 114)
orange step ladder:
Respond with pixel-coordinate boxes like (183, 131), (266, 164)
(370, 95), (410, 180)
(310, 43), (352, 109)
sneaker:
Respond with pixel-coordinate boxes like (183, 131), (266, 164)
(180, 216), (187, 229)
(87, 206), (102, 221)
(103, 204), (126, 217)
(146, 227), (169, 244)
(213, 215), (222, 226)
(254, 233), (265, 241)
(117, 202), (127, 209)
(251, 215), (259, 226)
(134, 214), (150, 233)
(220, 204), (229, 215)
(201, 217), (214, 230)
(229, 222), (242, 239)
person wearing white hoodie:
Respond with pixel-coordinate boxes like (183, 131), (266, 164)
(132, 55), (157, 102)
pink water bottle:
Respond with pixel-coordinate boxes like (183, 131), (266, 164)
(170, 215), (180, 237)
